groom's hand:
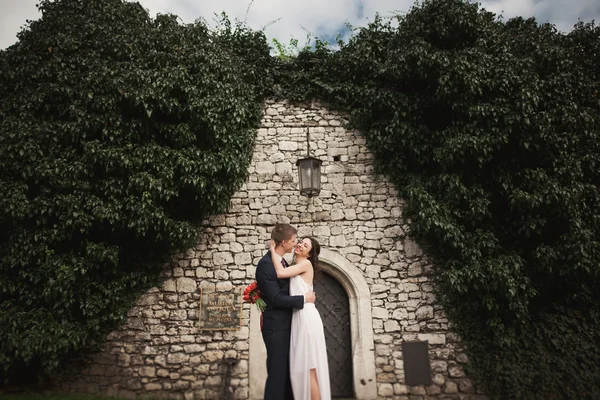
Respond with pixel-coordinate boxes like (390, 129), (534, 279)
(304, 291), (316, 304)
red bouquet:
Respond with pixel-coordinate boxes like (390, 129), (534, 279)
(243, 281), (266, 313)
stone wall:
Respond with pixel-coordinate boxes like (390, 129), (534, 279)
(59, 99), (487, 399)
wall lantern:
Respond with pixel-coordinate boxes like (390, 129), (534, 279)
(296, 131), (322, 197)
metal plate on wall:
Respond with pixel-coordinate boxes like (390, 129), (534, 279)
(402, 341), (432, 386)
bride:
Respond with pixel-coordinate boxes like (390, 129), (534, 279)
(269, 237), (331, 400)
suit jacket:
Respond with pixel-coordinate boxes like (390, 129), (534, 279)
(255, 251), (304, 331)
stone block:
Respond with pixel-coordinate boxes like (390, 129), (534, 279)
(372, 307), (389, 319)
(202, 350), (224, 363)
(279, 141), (298, 151)
(215, 270), (229, 280)
(432, 373), (445, 386)
(213, 252), (233, 265)
(256, 214), (278, 225)
(176, 277), (197, 293)
(331, 208), (345, 221)
(344, 183), (363, 195)
(377, 372), (396, 383)
(255, 161), (275, 174)
(384, 320), (401, 332)
(275, 161), (293, 175)
(378, 383), (394, 396)
(167, 353), (189, 364)
(162, 279), (176, 292)
(205, 375), (222, 386)
(444, 380), (458, 393)
(448, 364), (466, 378)
(418, 333), (446, 345)
(144, 383), (162, 391)
(329, 235), (346, 247)
(416, 306), (434, 321)
(381, 270), (398, 279)
(139, 366), (156, 377)
(343, 209), (357, 220)
(173, 380), (190, 390)
(230, 270), (246, 279)
(216, 281), (233, 291)
(410, 385), (427, 395)
(372, 284), (388, 293)
(394, 384), (409, 394)
(184, 344), (204, 354)
(404, 238), (423, 258)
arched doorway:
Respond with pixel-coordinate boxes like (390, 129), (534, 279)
(314, 271), (353, 397)
(249, 249), (377, 399)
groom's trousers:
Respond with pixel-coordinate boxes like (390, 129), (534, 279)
(262, 328), (294, 400)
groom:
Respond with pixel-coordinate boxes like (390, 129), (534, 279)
(256, 223), (316, 400)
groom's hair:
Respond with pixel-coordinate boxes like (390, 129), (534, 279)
(271, 223), (297, 246)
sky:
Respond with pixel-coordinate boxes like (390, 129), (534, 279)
(1, 0), (599, 51)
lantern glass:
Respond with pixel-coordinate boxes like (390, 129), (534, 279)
(296, 157), (322, 197)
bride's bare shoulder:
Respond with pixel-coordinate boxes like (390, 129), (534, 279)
(296, 259), (313, 268)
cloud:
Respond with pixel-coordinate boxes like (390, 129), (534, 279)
(137, 0), (365, 47)
(0, 0), (40, 50)
(1, 0), (599, 50)
(480, 0), (600, 32)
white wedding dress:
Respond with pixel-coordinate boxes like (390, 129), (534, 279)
(289, 275), (331, 400)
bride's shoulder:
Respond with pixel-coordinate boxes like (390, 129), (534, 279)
(296, 259), (313, 269)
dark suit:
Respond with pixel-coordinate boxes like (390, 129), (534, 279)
(255, 251), (304, 400)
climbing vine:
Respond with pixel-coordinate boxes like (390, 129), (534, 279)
(277, 1), (600, 398)
(0, 0), (272, 384)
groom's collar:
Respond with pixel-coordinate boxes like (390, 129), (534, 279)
(272, 252), (290, 266)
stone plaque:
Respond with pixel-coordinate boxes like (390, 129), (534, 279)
(198, 288), (242, 330)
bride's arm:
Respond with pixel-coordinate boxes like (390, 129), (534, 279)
(269, 240), (310, 279)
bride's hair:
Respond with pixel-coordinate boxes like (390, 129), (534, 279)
(292, 237), (322, 277)
(305, 237), (321, 275)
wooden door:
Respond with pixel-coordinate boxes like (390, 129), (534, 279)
(314, 271), (353, 398)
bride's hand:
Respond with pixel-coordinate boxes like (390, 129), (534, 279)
(269, 239), (276, 252)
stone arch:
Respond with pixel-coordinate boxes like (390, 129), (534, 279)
(249, 248), (377, 399)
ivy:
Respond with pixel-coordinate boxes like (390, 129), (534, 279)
(278, 0), (600, 398)
(0, 0), (272, 384)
